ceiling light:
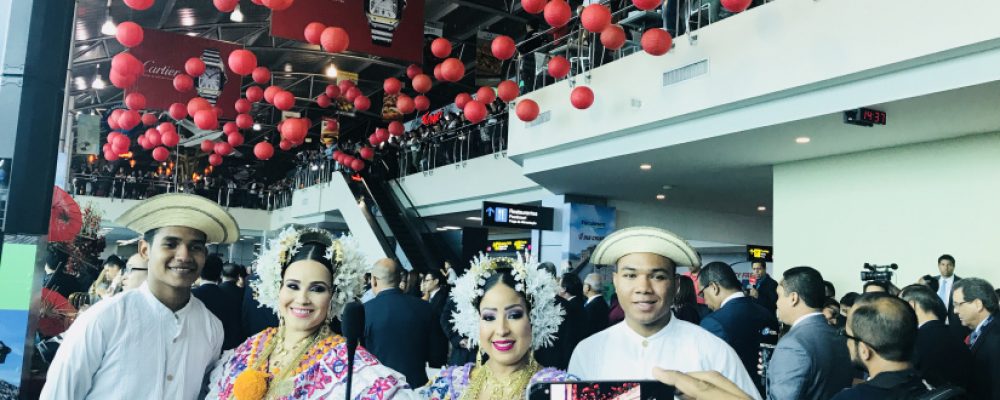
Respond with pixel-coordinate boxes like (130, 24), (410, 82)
(325, 64), (338, 78)
(252, 123), (262, 131)
(442, 226), (461, 230)
(795, 136), (811, 144)
(639, 163), (652, 171)
(656, 194), (666, 200)
(466, 216), (482, 221)
(178, 8), (196, 27)
(757, 206), (767, 211)
(74, 76), (88, 91)
(100, 18), (117, 36)
(229, 5), (244, 22)
(284, 63), (294, 73)
(91, 75), (106, 90)
(661, 185), (673, 190)
(186, 32), (199, 37)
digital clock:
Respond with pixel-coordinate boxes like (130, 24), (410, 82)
(844, 107), (887, 127)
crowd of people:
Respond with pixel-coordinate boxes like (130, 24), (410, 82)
(383, 105), (509, 178)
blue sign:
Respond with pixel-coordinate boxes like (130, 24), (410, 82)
(481, 201), (554, 230)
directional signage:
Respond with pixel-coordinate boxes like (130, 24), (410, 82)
(481, 201), (554, 230)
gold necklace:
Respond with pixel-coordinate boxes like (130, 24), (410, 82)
(461, 357), (540, 400)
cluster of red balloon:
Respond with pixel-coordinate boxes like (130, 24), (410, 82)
(314, 78), (370, 112)
(277, 118), (309, 152)
(368, 127), (391, 147)
(332, 150), (365, 172)
(302, 21), (350, 54)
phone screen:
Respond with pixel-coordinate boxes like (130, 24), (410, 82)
(528, 381), (676, 400)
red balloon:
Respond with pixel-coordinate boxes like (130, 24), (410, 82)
(388, 121), (404, 136)
(571, 86), (595, 109)
(544, 0), (572, 28)
(228, 132), (244, 147)
(125, 92), (146, 110)
(228, 49), (257, 76)
(214, 0), (239, 12)
(194, 110), (218, 130)
(235, 98), (251, 114)
(112, 53), (142, 76)
(145, 129), (162, 147)
(581, 4), (612, 33)
(264, 85), (282, 104)
(354, 95), (371, 112)
(360, 147), (374, 161)
(491, 36), (516, 60)
(396, 94), (414, 114)
(274, 91), (295, 110)
(476, 87), (496, 104)
(325, 84), (341, 99)
(375, 128), (390, 142)
(316, 93), (332, 108)
(201, 140), (215, 153)
(601, 25), (627, 50)
(455, 93), (472, 109)
(252, 67), (271, 85)
(141, 113), (158, 126)
(414, 95), (430, 111)
(119, 110), (140, 130)
(254, 142), (275, 160)
(208, 153), (223, 166)
(279, 140), (293, 151)
(304, 22), (326, 45)
(350, 159), (364, 171)
(522, 0), (545, 14)
(187, 97), (212, 117)
(124, 0), (154, 10)
(641, 28), (673, 56)
(430, 38), (452, 58)
(110, 70), (137, 89)
(112, 135), (131, 153)
(433, 63), (444, 81)
(116, 22), (144, 48)
(497, 80), (520, 102)
(214, 141), (233, 156)
(108, 110), (123, 130)
(406, 64), (422, 79)
(104, 151), (120, 161)
(223, 121), (239, 135)
(325, 119), (338, 131)
(168, 103), (187, 120)
(368, 134), (379, 146)
(157, 122), (176, 134)
(160, 131), (179, 147)
(246, 85), (264, 102)
(633, 0), (663, 11)
(321, 27), (350, 53)
(516, 99), (540, 122)
(548, 56), (570, 78)
(138, 135), (152, 150)
(383, 77), (402, 95)
(173, 74), (194, 92)
(721, 0), (752, 12)
(412, 74), (432, 94)
(152, 146), (170, 162)
(345, 87), (361, 102)
(280, 119), (307, 143)
(185, 57), (206, 77)
(464, 101), (488, 124)
(236, 114), (253, 129)
(440, 58), (464, 82)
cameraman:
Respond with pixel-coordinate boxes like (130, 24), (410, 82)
(832, 293), (924, 399)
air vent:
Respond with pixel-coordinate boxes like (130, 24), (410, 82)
(527, 111), (551, 128)
(662, 59), (708, 87)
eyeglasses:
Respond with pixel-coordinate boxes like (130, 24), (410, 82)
(954, 300), (973, 308)
(838, 328), (881, 352)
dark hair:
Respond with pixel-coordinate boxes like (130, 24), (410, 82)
(863, 280), (891, 293)
(850, 293), (917, 362)
(953, 278), (999, 315)
(781, 266), (826, 309)
(473, 264), (530, 311)
(674, 275), (697, 306)
(221, 263), (244, 280)
(142, 228), (207, 245)
(823, 280), (836, 298)
(198, 254), (222, 282)
(840, 292), (860, 308)
(282, 240), (336, 279)
(425, 269), (445, 285)
(537, 262), (557, 277)
(103, 255), (125, 270)
(46, 245), (68, 272)
(937, 254), (955, 265)
(561, 273), (584, 298)
(918, 275), (939, 292)
(823, 298), (840, 309)
(899, 284), (947, 320)
(698, 262), (742, 291)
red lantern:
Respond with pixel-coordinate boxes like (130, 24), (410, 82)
(516, 99), (540, 122)
(124, 0), (154, 10)
(263, 0), (293, 10)
(236, 114), (253, 129)
(112, 135), (131, 154)
(350, 159), (364, 171)
(491, 36), (516, 60)
(274, 91), (295, 111)
(223, 122), (238, 135)
(304, 22), (326, 45)
(214, 0), (239, 12)
(325, 119), (339, 131)
(497, 80), (519, 102)
(375, 128), (390, 142)
(476, 87), (496, 104)
(354, 95), (371, 112)
(138, 136), (151, 150)
(157, 122), (176, 134)
(187, 97), (212, 117)
(600, 25), (627, 50)
(281, 119), (307, 143)
(141, 113), (158, 126)
(228, 132), (244, 147)
(360, 147), (374, 161)
(112, 53), (142, 76)
(108, 110), (123, 130)
(406, 64), (422, 79)
(152, 146), (170, 162)
(388, 121), (404, 136)
(383, 77), (402, 95)
(368, 134), (379, 146)
(208, 153), (223, 166)
(116, 22), (144, 48)
(214, 141), (233, 156)
(325, 84), (340, 99)
(641, 28), (673, 56)
(160, 131), (179, 147)
(254, 142), (275, 160)
(316, 93), (332, 108)
(200, 140), (215, 153)
(521, 0), (545, 14)
(337, 79), (355, 93)
(104, 151), (120, 161)
(145, 129), (161, 147)
(321, 27), (350, 53)
(571, 86), (595, 109)
(194, 110), (218, 130)
(721, 0), (752, 12)
(440, 58), (464, 82)
(228, 49), (257, 76)
(173, 74), (194, 92)
(412, 74), (432, 94)
(581, 4), (612, 33)
(125, 93), (146, 110)
(345, 87), (361, 102)
(168, 103), (187, 120)
(430, 38), (452, 58)
(544, 0), (572, 28)
(279, 140), (293, 151)
(246, 85), (264, 102)
(414, 95), (430, 111)
(185, 57), (206, 77)
(110, 70), (137, 90)
(235, 98), (251, 114)
(464, 100), (487, 124)
(548, 56), (570, 78)
(433, 63), (444, 81)
(252, 67), (271, 85)
(455, 93), (472, 109)
(632, 0), (663, 11)
(119, 110), (140, 130)
(264, 85), (282, 104)
(396, 94), (415, 114)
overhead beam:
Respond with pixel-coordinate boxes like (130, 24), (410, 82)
(155, 0), (178, 29)
(427, 2), (461, 22)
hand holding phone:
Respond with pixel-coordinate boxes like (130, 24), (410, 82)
(529, 380), (674, 400)
(651, 368), (754, 400)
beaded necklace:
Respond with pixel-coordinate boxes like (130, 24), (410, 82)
(460, 357), (540, 400)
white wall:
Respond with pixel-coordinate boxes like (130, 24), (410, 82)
(609, 199), (772, 247)
(774, 132), (1000, 295)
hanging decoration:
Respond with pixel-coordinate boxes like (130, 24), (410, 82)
(641, 28), (673, 56)
(491, 35), (516, 60)
(570, 86), (595, 109)
(516, 99), (540, 122)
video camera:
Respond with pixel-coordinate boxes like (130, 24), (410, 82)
(861, 263), (898, 282)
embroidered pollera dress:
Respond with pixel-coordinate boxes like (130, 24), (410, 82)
(420, 363), (573, 400)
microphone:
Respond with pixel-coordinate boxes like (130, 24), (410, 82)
(341, 301), (365, 400)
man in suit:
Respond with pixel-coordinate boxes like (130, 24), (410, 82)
(898, 284), (972, 391)
(241, 272), (278, 338)
(698, 262), (779, 394)
(583, 273), (610, 337)
(953, 277), (1000, 399)
(192, 255), (243, 350)
(766, 266), (852, 400)
(440, 297), (476, 365)
(421, 269), (450, 368)
(934, 254), (970, 341)
(363, 259), (446, 387)
(534, 263), (585, 369)
(748, 261), (778, 314)
(219, 263), (245, 305)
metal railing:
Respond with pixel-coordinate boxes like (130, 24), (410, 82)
(69, 174), (293, 210)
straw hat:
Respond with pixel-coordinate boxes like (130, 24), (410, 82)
(115, 193), (240, 244)
(591, 226), (701, 268)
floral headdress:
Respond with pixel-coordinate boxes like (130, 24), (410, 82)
(250, 226), (367, 318)
(450, 252), (564, 351)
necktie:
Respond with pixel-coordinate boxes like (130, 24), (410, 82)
(938, 279), (949, 304)
(969, 330), (979, 348)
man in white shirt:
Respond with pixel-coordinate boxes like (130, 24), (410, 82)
(934, 254), (970, 340)
(568, 226), (762, 400)
(41, 193), (239, 400)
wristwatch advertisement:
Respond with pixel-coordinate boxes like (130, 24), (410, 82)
(196, 48), (227, 105)
(364, 0), (407, 47)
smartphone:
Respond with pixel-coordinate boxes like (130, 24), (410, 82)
(528, 381), (676, 400)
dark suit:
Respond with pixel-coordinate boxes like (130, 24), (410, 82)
(193, 282), (243, 350)
(535, 296), (585, 369)
(752, 274), (779, 314)
(363, 288), (446, 387)
(427, 288), (449, 368)
(969, 317), (1000, 400)
(440, 298), (476, 366)
(583, 296), (610, 337)
(935, 275), (972, 341)
(766, 314), (852, 400)
(428, 287), (449, 318)
(701, 296), (780, 391)
(912, 319), (973, 391)
(241, 274), (279, 339)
